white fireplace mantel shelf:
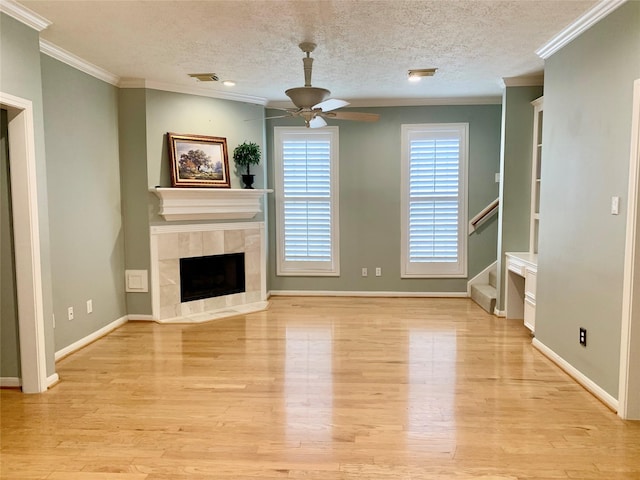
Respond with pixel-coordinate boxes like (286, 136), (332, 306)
(152, 187), (273, 221)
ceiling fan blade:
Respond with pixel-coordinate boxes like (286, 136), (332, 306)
(308, 116), (327, 128)
(264, 114), (294, 120)
(314, 98), (349, 112)
(327, 111), (380, 122)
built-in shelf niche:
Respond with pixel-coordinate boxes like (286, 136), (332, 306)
(152, 187), (273, 221)
(530, 97), (543, 254)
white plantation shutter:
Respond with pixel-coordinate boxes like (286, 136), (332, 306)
(275, 127), (339, 276)
(401, 124), (468, 277)
(282, 139), (331, 262)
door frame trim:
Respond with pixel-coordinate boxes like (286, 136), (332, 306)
(619, 78), (640, 419)
(1, 91), (48, 393)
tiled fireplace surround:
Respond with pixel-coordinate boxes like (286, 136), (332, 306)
(150, 222), (268, 323)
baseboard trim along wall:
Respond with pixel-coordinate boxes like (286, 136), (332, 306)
(269, 290), (469, 298)
(1, 373), (59, 389)
(532, 338), (619, 412)
(127, 314), (155, 321)
(47, 373), (59, 388)
(55, 315), (128, 361)
(0, 377), (22, 387)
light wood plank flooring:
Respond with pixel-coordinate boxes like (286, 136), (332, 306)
(2, 297), (640, 479)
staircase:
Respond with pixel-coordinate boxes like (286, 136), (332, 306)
(470, 265), (497, 314)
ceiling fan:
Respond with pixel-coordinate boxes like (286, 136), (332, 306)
(268, 42), (380, 128)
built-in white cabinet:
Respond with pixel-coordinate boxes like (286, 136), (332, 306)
(505, 96), (543, 333)
(505, 252), (537, 332)
(524, 267), (537, 332)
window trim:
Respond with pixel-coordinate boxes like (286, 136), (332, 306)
(400, 123), (468, 278)
(274, 126), (340, 276)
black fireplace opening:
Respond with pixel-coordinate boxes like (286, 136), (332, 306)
(180, 253), (245, 303)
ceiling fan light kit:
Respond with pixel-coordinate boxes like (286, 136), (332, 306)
(285, 86), (330, 109)
(275, 42), (380, 128)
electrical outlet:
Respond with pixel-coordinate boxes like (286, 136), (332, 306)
(362, 267), (368, 277)
(579, 327), (587, 347)
(375, 267), (382, 277)
(68, 307), (74, 321)
(87, 299), (93, 314)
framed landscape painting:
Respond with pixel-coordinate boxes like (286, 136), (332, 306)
(167, 133), (231, 188)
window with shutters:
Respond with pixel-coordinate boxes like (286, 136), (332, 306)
(401, 123), (468, 278)
(274, 127), (339, 276)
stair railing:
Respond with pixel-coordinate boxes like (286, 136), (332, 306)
(469, 197), (499, 234)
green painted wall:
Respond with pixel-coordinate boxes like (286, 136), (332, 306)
(144, 89), (266, 193)
(0, 13), (56, 377)
(495, 85), (543, 311)
(0, 108), (21, 377)
(266, 104), (501, 293)
(40, 55), (126, 351)
(536, 1), (640, 398)
(118, 89), (151, 315)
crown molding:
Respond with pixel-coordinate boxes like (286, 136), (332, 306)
(499, 75), (544, 89)
(0, 0), (50, 31)
(119, 79), (268, 106)
(40, 39), (120, 86)
(536, 0), (628, 59)
(267, 95), (502, 110)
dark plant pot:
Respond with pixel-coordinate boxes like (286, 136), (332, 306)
(241, 174), (255, 189)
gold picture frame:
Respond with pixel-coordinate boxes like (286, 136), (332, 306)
(167, 132), (230, 188)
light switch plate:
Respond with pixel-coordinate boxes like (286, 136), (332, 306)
(611, 196), (620, 215)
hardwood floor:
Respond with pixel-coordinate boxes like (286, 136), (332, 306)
(2, 297), (640, 479)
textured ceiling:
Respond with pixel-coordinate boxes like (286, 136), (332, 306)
(21, 0), (598, 106)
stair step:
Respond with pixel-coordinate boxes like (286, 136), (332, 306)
(470, 283), (497, 315)
(489, 267), (497, 288)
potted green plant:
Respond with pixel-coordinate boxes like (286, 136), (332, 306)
(232, 141), (261, 189)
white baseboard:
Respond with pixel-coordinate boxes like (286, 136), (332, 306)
(47, 373), (59, 388)
(127, 314), (155, 321)
(494, 308), (506, 317)
(268, 290), (468, 298)
(1, 373), (59, 389)
(0, 374), (58, 389)
(532, 338), (619, 412)
(0, 377), (21, 387)
(55, 315), (128, 361)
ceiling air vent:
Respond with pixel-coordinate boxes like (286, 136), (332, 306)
(188, 73), (219, 82)
(408, 68), (438, 81)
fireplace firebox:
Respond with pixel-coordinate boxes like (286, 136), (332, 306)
(180, 253), (245, 303)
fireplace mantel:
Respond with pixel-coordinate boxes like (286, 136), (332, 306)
(152, 187), (272, 221)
